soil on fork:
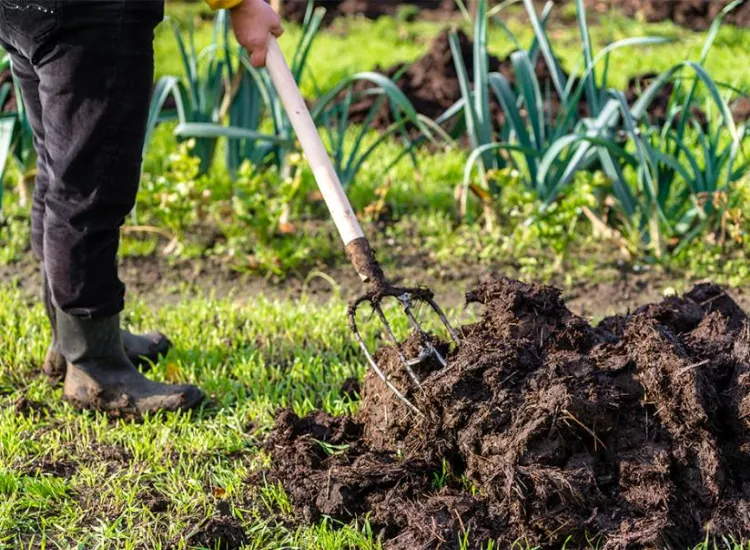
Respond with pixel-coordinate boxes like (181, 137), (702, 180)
(260, 277), (750, 549)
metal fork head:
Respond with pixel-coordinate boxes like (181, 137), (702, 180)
(347, 285), (460, 416)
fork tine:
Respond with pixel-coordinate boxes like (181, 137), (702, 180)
(424, 296), (460, 344)
(347, 284), (457, 410)
(396, 294), (450, 369)
(348, 304), (424, 417)
(372, 303), (423, 387)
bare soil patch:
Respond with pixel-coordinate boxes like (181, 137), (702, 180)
(599, 0), (750, 31)
(184, 516), (248, 550)
(261, 277), (750, 548)
(281, 0), (750, 31)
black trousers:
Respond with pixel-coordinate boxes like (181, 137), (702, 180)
(0, 0), (164, 318)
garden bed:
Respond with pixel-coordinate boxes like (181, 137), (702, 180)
(281, 0), (750, 31)
(260, 277), (750, 548)
(343, 28), (748, 132)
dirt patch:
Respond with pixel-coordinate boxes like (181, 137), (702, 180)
(141, 487), (170, 514)
(340, 376), (361, 400)
(22, 457), (76, 479)
(261, 277), (750, 548)
(732, 96), (750, 123)
(13, 396), (51, 418)
(606, 0), (750, 31)
(185, 516), (248, 550)
(281, 0), (457, 23)
(0, 68), (17, 113)
(281, 0), (749, 30)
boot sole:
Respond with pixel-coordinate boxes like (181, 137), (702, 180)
(63, 387), (205, 419)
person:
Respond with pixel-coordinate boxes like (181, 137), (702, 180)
(0, 0), (283, 416)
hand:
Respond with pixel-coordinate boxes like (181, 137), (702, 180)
(229, 0), (284, 68)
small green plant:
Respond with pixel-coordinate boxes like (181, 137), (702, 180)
(431, 458), (451, 489)
(136, 139), (213, 251)
(312, 438), (350, 457)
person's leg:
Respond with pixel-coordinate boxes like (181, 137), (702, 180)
(36, 2), (156, 311)
(6, 46), (172, 385)
(8, 0), (202, 413)
(2, 51), (63, 375)
(4, 52), (48, 265)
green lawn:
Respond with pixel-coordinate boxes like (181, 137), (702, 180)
(0, 283), (472, 549)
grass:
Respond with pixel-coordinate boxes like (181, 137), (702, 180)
(1, 283), (749, 549)
(0, 280), (481, 548)
(0, 283), (362, 548)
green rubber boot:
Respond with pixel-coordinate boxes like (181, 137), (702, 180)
(41, 272), (171, 384)
(57, 309), (204, 416)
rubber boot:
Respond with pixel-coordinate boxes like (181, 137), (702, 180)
(57, 309), (204, 416)
(41, 272), (171, 384)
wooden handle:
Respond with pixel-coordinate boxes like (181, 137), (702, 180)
(265, 37), (365, 246)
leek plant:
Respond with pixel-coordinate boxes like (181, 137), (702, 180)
(146, 12), (228, 175)
(607, 0), (747, 258)
(309, 71), (427, 189)
(457, 0), (669, 224)
(188, 1), (427, 188)
(175, 2), (326, 179)
(145, 9), (285, 178)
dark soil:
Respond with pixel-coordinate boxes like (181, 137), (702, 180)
(22, 457), (76, 479)
(608, 0), (750, 31)
(14, 396), (51, 418)
(0, 68), (16, 113)
(732, 96), (750, 123)
(281, 0), (457, 23)
(186, 516), (248, 550)
(261, 277), (750, 548)
(141, 486), (170, 514)
(281, 0), (749, 31)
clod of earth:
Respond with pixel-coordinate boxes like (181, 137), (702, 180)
(606, 0), (750, 31)
(262, 277), (750, 549)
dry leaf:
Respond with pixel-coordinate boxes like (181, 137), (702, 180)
(307, 190), (324, 202)
(165, 363), (182, 383)
(278, 222), (297, 235)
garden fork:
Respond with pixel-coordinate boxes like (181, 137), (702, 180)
(265, 38), (459, 415)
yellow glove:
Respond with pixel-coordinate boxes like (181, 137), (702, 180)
(205, 0), (243, 10)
